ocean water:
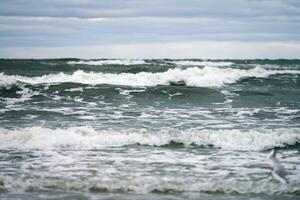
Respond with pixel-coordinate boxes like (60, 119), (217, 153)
(0, 59), (299, 200)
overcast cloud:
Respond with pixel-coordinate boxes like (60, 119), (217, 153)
(0, 0), (299, 58)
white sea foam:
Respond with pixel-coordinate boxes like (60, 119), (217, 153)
(68, 59), (146, 66)
(1, 175), (298, 195)
(0, 127), (299, 151)
(3, 86), (40, 107)
(173, 60), (234, 67)
(0, 73), (18, 88)
(235, 109), (261, 117)
(0, 66), (299, 88)
(64, 87), (84, 92)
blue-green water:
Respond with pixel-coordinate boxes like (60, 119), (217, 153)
(0, 59), (299, 199)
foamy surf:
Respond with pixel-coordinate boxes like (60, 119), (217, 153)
(1, 59), (300, 200)
(1, 175), (298, 195)
(0, 66), (299, 88)
(0, 127), (299, 151)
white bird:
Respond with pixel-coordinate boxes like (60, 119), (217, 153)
(161, 90), (182, 99)
(268, 149), (288, 184)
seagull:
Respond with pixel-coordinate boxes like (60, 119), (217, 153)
(161, 90), (182, 99)
(268, 149), (288, 184)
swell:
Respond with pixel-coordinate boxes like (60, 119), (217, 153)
(0, 127), (299, 151)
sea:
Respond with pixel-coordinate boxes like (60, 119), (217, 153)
(0, 59), (299, 200)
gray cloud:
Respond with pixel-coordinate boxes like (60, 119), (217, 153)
(0, 15), (299, 47)
(1, 0), (300, 18)
(0, 0), (299, 57)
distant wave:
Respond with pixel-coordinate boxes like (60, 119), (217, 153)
(68, 59), (147, 66)
(173, 60), (234, 67)
(0, 127), (299, 151)
(67, 59), (233, 67)
(0, 66), (299, 88)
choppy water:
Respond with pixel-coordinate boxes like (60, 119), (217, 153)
(0, 59), (299, 200)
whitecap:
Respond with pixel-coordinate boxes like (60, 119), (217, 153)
(0, 66), (299, 88)
(0, 127), (299, 151)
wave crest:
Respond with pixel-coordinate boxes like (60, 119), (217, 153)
(0, 127), (299, 151)
(1, 66), (299, 88)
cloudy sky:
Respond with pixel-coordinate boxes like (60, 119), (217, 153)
(0, 0), (300, 58)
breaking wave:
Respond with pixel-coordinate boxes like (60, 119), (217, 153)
(0, 66), (299, 88)
(0, 127), (299, 151)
